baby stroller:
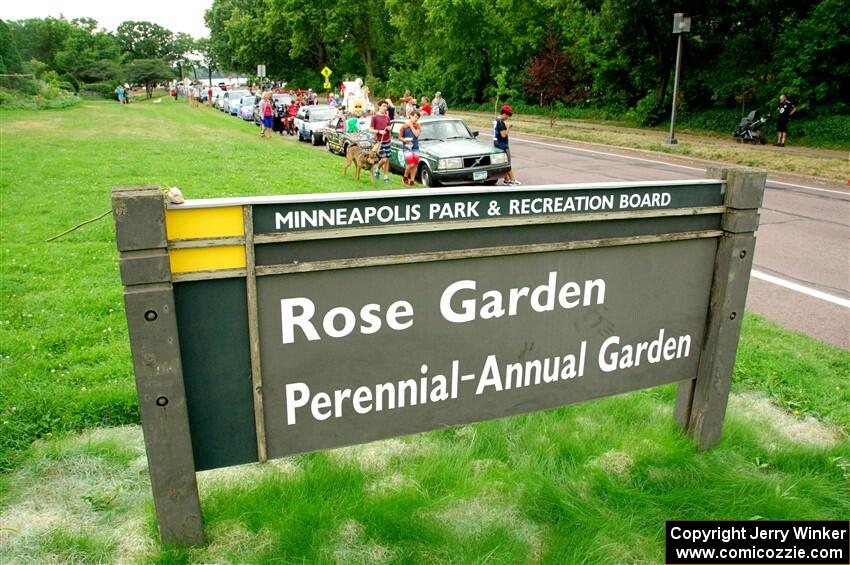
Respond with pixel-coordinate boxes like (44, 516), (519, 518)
(733, 110), (768, 144)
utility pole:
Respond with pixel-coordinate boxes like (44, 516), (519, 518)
(666, 13), (691, 145)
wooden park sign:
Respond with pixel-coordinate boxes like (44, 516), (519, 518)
(112, 168), (765, 545)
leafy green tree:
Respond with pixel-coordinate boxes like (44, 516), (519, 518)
(7, 17), (79, 70)
(71, 17), (99, 33)
(54, 20), (123, 84)
(195, 37), (219, 87)
(126, 58), (175, 97)
(172, 32), (199, 80)
(0, 19), (24, 73)
(772, 0), (850, 110)
(324, 0), (389, 78)
(204, 0), (244, 71)
(116, 21), (175, 61)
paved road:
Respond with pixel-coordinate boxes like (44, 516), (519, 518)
(286, 124), (849, 347)
(506, 134), (850, 348)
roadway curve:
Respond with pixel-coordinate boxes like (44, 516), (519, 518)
(503, 133), (849, 348)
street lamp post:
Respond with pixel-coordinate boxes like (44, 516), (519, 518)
(666, 13), (691, 145)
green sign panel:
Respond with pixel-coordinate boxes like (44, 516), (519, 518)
(112, 172), (765, 545)
(257, 239), (715, 459)
(251, 181), (724, 233)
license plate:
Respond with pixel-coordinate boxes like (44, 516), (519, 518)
(473, 171), (487, 181)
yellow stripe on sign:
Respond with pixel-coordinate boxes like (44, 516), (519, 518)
(165, 206), (244, 240)
(169, 246), (246, 273)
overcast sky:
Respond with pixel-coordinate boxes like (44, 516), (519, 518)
(1, 0), (214, 38)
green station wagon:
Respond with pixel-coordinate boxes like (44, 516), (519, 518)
(389, 116), (511, 187)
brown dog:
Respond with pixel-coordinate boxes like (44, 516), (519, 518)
(343, 144), (379, 182)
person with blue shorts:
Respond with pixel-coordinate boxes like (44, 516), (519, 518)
(259, 92), (273, 139)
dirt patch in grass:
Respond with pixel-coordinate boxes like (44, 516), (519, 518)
(197, 522), (274, 562)
(197, 457), (301, 490)
(330, 437), (433, 473)
(0, 426), (154, 564)
(428, 494), (543, 560)
(470, 458), (510, 476)
(590, 450), (635, 477)
(366, 472), (421, 496)
(328, 519), (395, 564)
(729, 392), (842, 448)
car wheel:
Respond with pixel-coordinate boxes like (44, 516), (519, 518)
(311, 132), (320, 146)
(420, 165), (436, 188)
(342, 144), (349, 156)
(326, 141), (334, 153)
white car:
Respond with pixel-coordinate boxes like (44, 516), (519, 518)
(221, 90), (250, 113)
(209, 87), (224, 107)
(294, 105), (337, 145)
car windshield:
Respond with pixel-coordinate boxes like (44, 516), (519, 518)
(308, 108), (336, 121)
(241, 96), (256, 104)
(419, 120), (473, 141)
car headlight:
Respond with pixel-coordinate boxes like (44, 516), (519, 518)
(439, 158), (463, 170)
(491, 152), (508, 164)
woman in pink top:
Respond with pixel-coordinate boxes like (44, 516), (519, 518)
(259, 92), (273, 139)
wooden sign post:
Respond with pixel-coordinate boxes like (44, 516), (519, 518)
(113, 170), (765, 545)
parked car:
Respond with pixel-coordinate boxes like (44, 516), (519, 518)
(218, 91), (233, 111)
(214, 87), (233, 110)
(323, 115), (373, 155)
(228, 93), (248, 115)
(239, 95), (257, 120)
(208, 87), (224, 106)
(388, 116), (511, 187)
(221, 90), (249, 113)
(293, 104), (337, 145)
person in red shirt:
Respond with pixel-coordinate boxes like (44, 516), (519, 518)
(420, 96), (432, 116)
(369, 100), (393, 183)
(284, 101), (299, 135)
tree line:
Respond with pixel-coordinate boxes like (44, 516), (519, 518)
(0, 16), (212, 99)
(1, 0), (846, 123)
(205, 0), (847, 122)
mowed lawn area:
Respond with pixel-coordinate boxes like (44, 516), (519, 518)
(0, 99), (848, 564)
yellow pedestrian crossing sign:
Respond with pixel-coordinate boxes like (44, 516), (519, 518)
(320, 66), (332, 78)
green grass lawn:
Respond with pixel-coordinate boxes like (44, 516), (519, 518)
(1, 99), (847, 564)
(0, 99), (406, 474)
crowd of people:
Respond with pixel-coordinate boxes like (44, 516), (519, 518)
(172, 80), (519, 186)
